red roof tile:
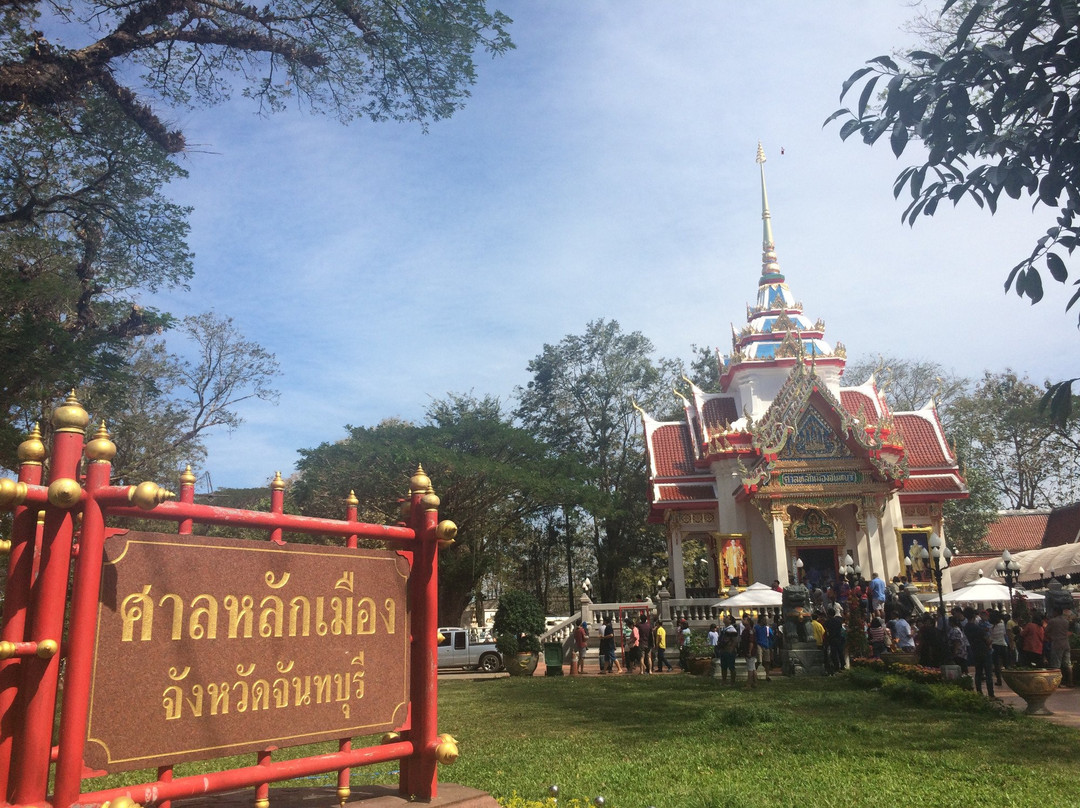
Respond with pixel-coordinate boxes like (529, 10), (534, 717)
(893, 413), (951, 467)
(1043, 502), (1080, 548)
(984, 513), (1049, 552)
(901, 474), (965, 493)
(656, 483), (717, 503)
(840, 389), (880, 422)
(701, 396), (738, 433)
(648, 423), (697, 478)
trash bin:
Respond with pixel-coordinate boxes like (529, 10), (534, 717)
(543, 642), (564, 676)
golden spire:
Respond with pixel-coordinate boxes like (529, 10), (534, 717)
(756, 142), (774, 253)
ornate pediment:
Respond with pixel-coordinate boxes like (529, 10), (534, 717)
(780, 406), (853, 460)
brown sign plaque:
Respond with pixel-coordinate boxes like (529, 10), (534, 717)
(85, 532), (411, 772)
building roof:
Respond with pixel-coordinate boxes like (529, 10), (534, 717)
(645, 420), (697, 478)
(984, 511), (1050, 553)
(892, 411), (955, 468)
(1042, 502), (1080, 548)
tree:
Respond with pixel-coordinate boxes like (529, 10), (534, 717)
(0, 95), (191, 465)
(292, 394), (573, 626)
(0, 1), (514, 154)
(843, 354), (969, 429)
(81, 312), (281, 484)
(949, 371), (1080, 509)
(515, 319), (679, 602)
(829, 0), (1080, 417)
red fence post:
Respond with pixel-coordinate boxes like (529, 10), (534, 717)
(0, 425), (45, 799)
(11, 393), (89, 804)
(54, 423), (117, 808)
(401, 466), (439, 800)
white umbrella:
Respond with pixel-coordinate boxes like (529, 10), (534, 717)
(713, 582), (783, 610)
(941, 576), (1044, 606)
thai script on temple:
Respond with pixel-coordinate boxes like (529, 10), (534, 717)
(120, 570), (397, 643)
(780, 471), (858, 486)
(162, 654), (366, 721)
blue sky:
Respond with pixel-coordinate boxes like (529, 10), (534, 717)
(149, 2), (1079, 491)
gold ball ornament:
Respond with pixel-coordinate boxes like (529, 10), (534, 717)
(436, 520), (458, 548)
(421, 491), (440, 511)
(102, 796), (140, 808)
(47, 478), (83, 509)
(435, 740), (459, 765)
(84, 422), (117, 462)
(36, 639), (58, 658)
(179, 465), (197, 487)
(17, 424), (45, 465)
(0, 478), (28, 508)
(380, 732), (401, 744)
(409, 464), (431, 493)
(128, 481), (176, 510)
(52, 391), (90, 434)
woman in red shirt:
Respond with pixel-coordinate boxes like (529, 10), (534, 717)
(1019, 613), (1046, 667)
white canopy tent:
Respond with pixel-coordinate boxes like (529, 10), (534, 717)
(713, 582), (783, 612)
(948, 543), (1080, 589)
(940, 575), (1044, 607)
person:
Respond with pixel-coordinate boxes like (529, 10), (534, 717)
(718, 615), (739, 684)
(824, 605), (846, 674)
(740, 614), (759, 689)
(1045, 607), (1073, 687)
(707, 623), (720, 657)
(573, 619), (588, 675)
(1020, 612), (1046, 667)
(654, 620), (673, 672)
(626, 617), (641, 673)
(963, 607), (995, 698)
(869, 572), (887, 615)
(678, 618), (691, 670)
(811, 610), (826, 667)
(638, 613), (654, 674)
(599, 617), (615, 673)
(868, 616), (888, 657)
(754, 613), (774, 681)
(948, 615), (969, 674)
(722, 539), (747, 587)
(893, 613), (915, 652)
(989, 610), (1009, 686)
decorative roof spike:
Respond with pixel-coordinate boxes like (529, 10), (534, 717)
(756, 143), (781, 278)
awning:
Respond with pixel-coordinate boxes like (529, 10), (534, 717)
(713, 582), (783, 610)
(948, 542), (1080, 589)
(941, 575), (1044, 606)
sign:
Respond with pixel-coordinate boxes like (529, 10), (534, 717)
(779, 470), (860, 487)
(86, 532), (410, 772)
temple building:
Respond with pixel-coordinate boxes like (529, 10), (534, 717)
(642, 145), (968, 599)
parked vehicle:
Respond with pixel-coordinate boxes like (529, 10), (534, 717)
(437, 626), (503, 673)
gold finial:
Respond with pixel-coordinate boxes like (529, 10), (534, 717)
(179, 465), (197, 486)
(0, 478), (28, 509)
(346, 490), (359, 507)
(270, 471), (286, 491)
(52, 390), (90, 434)
(410, 464), (431, 494)
(337, 786), (350, 808)
(47, 478), (83, 509)
(84, 421), (117, 462)
(380, 732), (401, 744)
(35, 639), (58, 658)
(102, 796), (141, 808)
(436, 520), (458, 548)
(17, 423), (45, 465)
(422, 490), (440, 511)
(128, 481), (176, 510)
(0, 539), (11, 554)
(254, 799), (269, 808)
(435, 735), (460, 765)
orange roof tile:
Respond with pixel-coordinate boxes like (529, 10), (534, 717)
(840, 389), (879, 422)
(984, 513), (1049, 552)
(648, 423), (697, 478)
(1043, 503), (1080, 548)
(893, 413), (952, 467)
(701, 396), (738, 433)
(655, 483), (717, 503)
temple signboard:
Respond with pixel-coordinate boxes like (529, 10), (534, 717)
(85, 532), (410, 772)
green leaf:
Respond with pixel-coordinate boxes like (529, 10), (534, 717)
(1047, 251), (1068, 282)
(890, 123), (909, 157)
(839, 119), (862, 140)
(858, 75), (881, 118)
(840, 66), (876, 100)
(823, 108), (851, 127)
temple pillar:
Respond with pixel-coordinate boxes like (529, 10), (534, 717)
(770, 505), (788, 584)
(668, 527), (686, 599)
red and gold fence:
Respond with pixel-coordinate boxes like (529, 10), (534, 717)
(0, 393), (457, 808)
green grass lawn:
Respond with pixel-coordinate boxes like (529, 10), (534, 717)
(80, 673), (1080, 808)
(435, 674), (1080, 808)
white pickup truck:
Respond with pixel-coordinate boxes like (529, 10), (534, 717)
(436, 626), (503, 673)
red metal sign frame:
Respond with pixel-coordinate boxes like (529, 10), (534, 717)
(0, 395), (448, 808)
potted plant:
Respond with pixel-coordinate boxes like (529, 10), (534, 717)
(684, 631), (714, 676)
(493, 589), (545, 677)
(1003, 595), (1063, 714)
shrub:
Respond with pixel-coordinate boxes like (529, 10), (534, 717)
(493, 590), (545, 656)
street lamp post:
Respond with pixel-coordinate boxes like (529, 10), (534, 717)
(995, 550), (1021, 608)
(926, 532), (953, 629)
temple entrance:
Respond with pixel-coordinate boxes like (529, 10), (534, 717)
(795, 546), (839, 592)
